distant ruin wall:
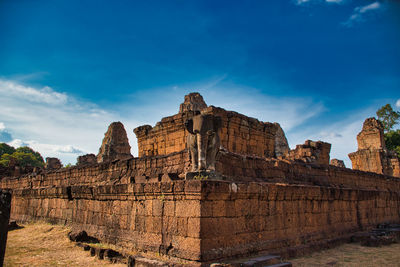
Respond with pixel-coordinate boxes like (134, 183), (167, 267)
(1, 152), (189, 190)
(134, 106), (284, 158)
(215, 150), (400, 191)
(8, 181), (400, 262)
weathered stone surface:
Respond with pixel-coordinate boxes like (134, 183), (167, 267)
(45, 157), (62, 170)
(179, 92), (207, 113)
(274, 123), (289, 157)
(134, 93), (284, 158)
(185, 114), (221, 171)
(357, 118), (385, 150)
(77, 154), (97, 166)
(285, 140), (331, 165)
(0, 189), (11, 266)
(330, 158), (345, 168)
(349, 117), (400, 177)
(97, 122), (132, 163)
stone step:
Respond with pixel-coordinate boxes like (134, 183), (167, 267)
(263, 263), (292, 267)
(236, 254), (281, 267)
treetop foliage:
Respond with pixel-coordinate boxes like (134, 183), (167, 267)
(376, 104), (400, 158)
(0, 143), (16, 156)
(0, 143), (45, 168)
(376, 104), (400, 133)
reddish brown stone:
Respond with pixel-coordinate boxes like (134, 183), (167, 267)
(349, 117), (400, 177)
(45, 157), (62, 170)
(330, 159), (346, 168)
(284, 140), (331, 165)
(179, 92), (207, 114)
(97, 121), (132, 163)
(77, 154), (97, 166)
(134, 93), (289, 159)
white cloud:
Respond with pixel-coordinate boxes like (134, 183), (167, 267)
(343, 1), (383, 26)
(0, 80), (68, 105)
(0, 79), (141, 164)
(325, 0), (344, 3)
(296, 0), (311, 5)
(8, 139), (30, 148)
(0, 122), (5, 131)
(396, 99), (400, 108)
(296, 0), (344, 5)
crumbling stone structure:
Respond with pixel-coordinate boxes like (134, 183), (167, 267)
(1, 94), (400, 265)
(349, 117), (400, 177)
(97, 121), (132, 163)
(45, 157), (62, 170)
(284, 140), (331, 165)
(134, 93), (287, 159)
(77, 154), (97, 166)
(330, 158), (346, 168)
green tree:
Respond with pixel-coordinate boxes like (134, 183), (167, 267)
(15, 146), (44, 164)
(376, 104), (400, 133)
(0, 143), (16, 157)
(0, 145), (45, 168)
(12, 151), (44, 167)
(384, 129), (400, 158)
(377, 104), (400, 158)
(0, 153), (13, 167)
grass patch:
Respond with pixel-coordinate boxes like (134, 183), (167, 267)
(290, 243), (400, 267)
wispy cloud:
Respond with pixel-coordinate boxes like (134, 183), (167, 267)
(0, 78), (139, 164)
(0, 80), (68, 105)
(295, 0), (344, 5)
(8, 139), (83, 155)
(125, 80), (325, 133)
(396, 99), (400, 108)
(343, 1), (383, 27)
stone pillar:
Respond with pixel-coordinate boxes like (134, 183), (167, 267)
(0, 189), (11, 266)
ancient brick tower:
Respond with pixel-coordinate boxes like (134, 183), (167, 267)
(349, 117), (400, 177)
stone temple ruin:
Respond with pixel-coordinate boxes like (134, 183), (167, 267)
(1, 93), (400, 265)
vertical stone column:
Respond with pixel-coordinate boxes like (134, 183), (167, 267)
(0, 189), (11, 265)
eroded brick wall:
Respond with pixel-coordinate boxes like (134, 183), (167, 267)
(216, 150), (400, 191)
(8, 180), (400, 262)
(10, 181), (202, 261)
(200, 181), (400, 261)
(1, 151), (189, 190)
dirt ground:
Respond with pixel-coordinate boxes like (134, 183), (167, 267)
(290, 242), (400, 267)
(4, 222), (400, 267)
(3, 222), (125, 267)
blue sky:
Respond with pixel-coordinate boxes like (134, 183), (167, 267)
(0, 0), (399, 166)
